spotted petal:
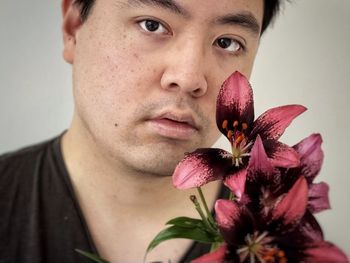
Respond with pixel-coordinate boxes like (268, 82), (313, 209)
(215, 199), (252, 245)
(216, 71), (254, 137)
(250, 105), (307, 141)
(191, 244), (227, 263)
(293, 133), (324, 183)
(308, 182), (330, 213)
(172, 148), (232, 189)
(272, 176), (308, 225)
(247, 135), (277, 181)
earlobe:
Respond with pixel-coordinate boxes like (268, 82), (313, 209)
(61, 0), (83, 64)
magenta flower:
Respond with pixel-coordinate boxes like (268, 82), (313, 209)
(291, 133), (330, 213)
(225, 134), (330, 216)
(191, 135), (348, 263)
(192, 177), (348, 263)
(173, 71), (305, 190)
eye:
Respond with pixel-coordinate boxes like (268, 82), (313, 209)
(215, 37), (243, 53)
(138, 19), (169, 34)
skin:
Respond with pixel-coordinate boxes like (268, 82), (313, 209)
(60, 0), (263, 261)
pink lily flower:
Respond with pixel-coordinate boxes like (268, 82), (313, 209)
(292, 133), (330, 213)
(192, 176), (348, 263)
(173, 71), (305, 190)
(225, 134), (330, 215)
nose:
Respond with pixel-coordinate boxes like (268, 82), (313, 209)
(160, 38), (208, 98)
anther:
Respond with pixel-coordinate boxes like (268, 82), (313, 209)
(222, 120), (228, 130)
(227, 130), (234, 140)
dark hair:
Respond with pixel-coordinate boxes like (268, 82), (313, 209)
(73, 0), (281, 34)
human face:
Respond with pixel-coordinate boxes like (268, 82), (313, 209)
(68, 0), (263, 176)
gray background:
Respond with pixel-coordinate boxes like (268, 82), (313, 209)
(1, 0), (349, 256)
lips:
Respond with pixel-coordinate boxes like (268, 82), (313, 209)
(147, 112), (200, 140)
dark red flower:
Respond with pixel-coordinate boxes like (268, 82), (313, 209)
(192, 177), (348, 263)
(173, 72), (305, 190)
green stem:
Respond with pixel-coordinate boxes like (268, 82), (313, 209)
(190, 195), (216, 233)
(197, 187), (216, 227)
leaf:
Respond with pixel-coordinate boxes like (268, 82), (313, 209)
(146, 225), (219, 253)
(166, 216), (206, 229)
(75, 249), (110, 263)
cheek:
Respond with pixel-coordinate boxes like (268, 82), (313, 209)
(73, 30), (156, 121)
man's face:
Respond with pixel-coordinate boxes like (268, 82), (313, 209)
(68, 0), (263, 176)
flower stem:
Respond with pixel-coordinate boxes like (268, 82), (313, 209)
(190, 195), (216, 233)
(197, 187), (216, 228)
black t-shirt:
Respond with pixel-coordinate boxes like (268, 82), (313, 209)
(0, 134), (228, 263)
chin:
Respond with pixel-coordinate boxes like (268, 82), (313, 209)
(124, 147), (189, 177)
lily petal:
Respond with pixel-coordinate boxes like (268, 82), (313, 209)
(216, 71), (254, 137)
(298, 210), (324, 242)
(191, 244), (227, 263)
(265, 140), (300, 168)
(247, 135), (276, 180)
(172, 148), (232, 189)
(305, 241), (348, 263)
(308, 182), (331, 213)
(215, 199), (252, 245)
(251, 105), (306, 141)
(272, 176), (308, 225)
(224, 169), (247, 201)
(293, 133), (324, 182)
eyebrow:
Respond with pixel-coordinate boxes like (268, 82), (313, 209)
(127, 0), (261, 36)
(215, 12), (261, 36)
(127, 0), (189, 17)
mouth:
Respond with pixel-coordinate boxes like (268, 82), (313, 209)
(147, 112), (200, 140)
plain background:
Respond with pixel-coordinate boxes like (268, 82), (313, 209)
(1, 0), (349, 256)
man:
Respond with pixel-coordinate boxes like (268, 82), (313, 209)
(0, 0), (281, 262)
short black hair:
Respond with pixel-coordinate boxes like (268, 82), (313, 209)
(73, 0), (282, 34)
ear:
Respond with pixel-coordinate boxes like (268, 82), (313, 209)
(61, 0), (83, 64)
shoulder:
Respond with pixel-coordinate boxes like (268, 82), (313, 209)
(0, 136), (58, 172)
(0, 135), (64, 191)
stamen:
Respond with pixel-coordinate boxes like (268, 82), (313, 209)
(222, 120), (228, 130)
(227, 130), (234, 140)
(236, 231), (286, 263)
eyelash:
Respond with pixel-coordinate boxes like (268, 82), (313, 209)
(137, 18), (245, 55)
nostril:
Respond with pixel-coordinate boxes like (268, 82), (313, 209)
(169, 82), (179, 88)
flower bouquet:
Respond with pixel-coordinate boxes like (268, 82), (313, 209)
(77, 72), (348, 262)
(145, 72), (348, 262)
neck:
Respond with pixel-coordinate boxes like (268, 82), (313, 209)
(60, 117), (222, 262)
(61, 117), (221, 211)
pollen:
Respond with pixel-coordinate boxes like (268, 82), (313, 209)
(222, 120), (252, 168)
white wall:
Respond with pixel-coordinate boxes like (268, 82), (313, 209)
(1, 0), (349, 256)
